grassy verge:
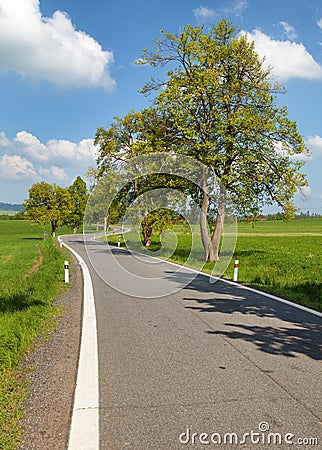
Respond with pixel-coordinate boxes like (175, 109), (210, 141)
(105, 218), (322, 311)
(0, 221), (69, 449)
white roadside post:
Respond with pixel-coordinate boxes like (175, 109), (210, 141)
(64, 261), (69, 283)
(233, 259), (239, 282)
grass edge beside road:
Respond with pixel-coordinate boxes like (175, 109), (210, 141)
(0, 223), (72, 450)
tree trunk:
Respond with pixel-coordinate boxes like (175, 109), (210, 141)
(141, 215), (152, 247)
(143, 235), (152, 247)
(51, 220), (58, 237)
(73, 226), (78, 234)
(208, 183), (227, 262)
(200, 166), (211, 260)
(142, 225), (152, 247)
(104, 216), (109, 232)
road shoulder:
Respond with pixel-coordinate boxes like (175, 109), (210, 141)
(19, 251), (82, 450)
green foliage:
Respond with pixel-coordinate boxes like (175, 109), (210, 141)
(95, 108), (177, 176)
(85, 167), (123, 229)
(23, 177), (88, 235)
(94, 112), (194, 242)
(23, 182), (72, 235)
(139, 19), (309, 260)
(140, 208), (182, 246)
(96, 19), (309, 260)
(64, 176), (89, 233)
(0, 211), (26, 220)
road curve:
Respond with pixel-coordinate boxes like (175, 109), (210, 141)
(62, 234), (322, 450)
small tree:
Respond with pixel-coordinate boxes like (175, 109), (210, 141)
(140, 207), (179, 247)
(85, 167), (125, 232)
(64, 176), (89, 233)
(24, 182), (72, 236)
(94, 109), (180, 244)
(140, 20), (309, 261)
(95, 109), (198, 245)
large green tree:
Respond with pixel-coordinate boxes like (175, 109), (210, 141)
(24, 182), (72, 236)
(64, 176), (89, 233)
(139, 20), (309, 261)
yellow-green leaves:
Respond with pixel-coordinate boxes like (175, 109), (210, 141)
(138, 19), (309, 218)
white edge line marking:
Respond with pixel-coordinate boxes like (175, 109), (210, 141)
(58, 236), (99, 450)
(96, 235), (322, 319)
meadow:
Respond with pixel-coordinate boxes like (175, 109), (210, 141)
(221, 219), (322, 310)
(106, 217), (322, 311)
(0, 221), (69, 449)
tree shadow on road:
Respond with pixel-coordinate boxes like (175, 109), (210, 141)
(206, 322), (321, 360)
(169, 273), (322, 360)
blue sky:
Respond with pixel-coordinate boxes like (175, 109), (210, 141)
(0, 0), (322, 214)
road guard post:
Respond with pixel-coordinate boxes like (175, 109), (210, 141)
(233, 260), (239, 282)
(64, 261), (69, 283)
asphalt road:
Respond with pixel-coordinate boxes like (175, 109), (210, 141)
(63, 234), (322, 450)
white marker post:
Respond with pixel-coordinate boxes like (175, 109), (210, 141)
(233, 259), (239, 282)
(64, 261), (69, 283)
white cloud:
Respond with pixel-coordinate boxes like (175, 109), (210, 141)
(233, 0), (248, 16)
(243, 29), (322, 81)
(0, 131), (98, 201)
(318, 18), (322, 31)
(0, 131), (10, 147)
(0, 154), (37, 179)
(0, 130), (97, 192)
(193, 6), (216, 20)
(0, 0), (115, 90)
(279, 21), (297, 40)
(306, 135), (322, 157)
(297, 185), (312, 198)
(14, 131), (49, 161)
(274, 140), (310, 161)
(38, 165), (70, 183)
(46, 138), (98, 162)
(0, 130), (97, 166)
(193, 1), (248, 21)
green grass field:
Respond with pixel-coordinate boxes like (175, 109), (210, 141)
(0, 221), (69, 449)
(222, 219), (322, 310)
(106, 218), (322, 311)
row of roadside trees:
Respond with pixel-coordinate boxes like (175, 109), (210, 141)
(23, 176), (88, 236)
(23, 20), (309, 259)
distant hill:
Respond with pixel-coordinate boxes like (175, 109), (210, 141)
(0, 202), (23, 212)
